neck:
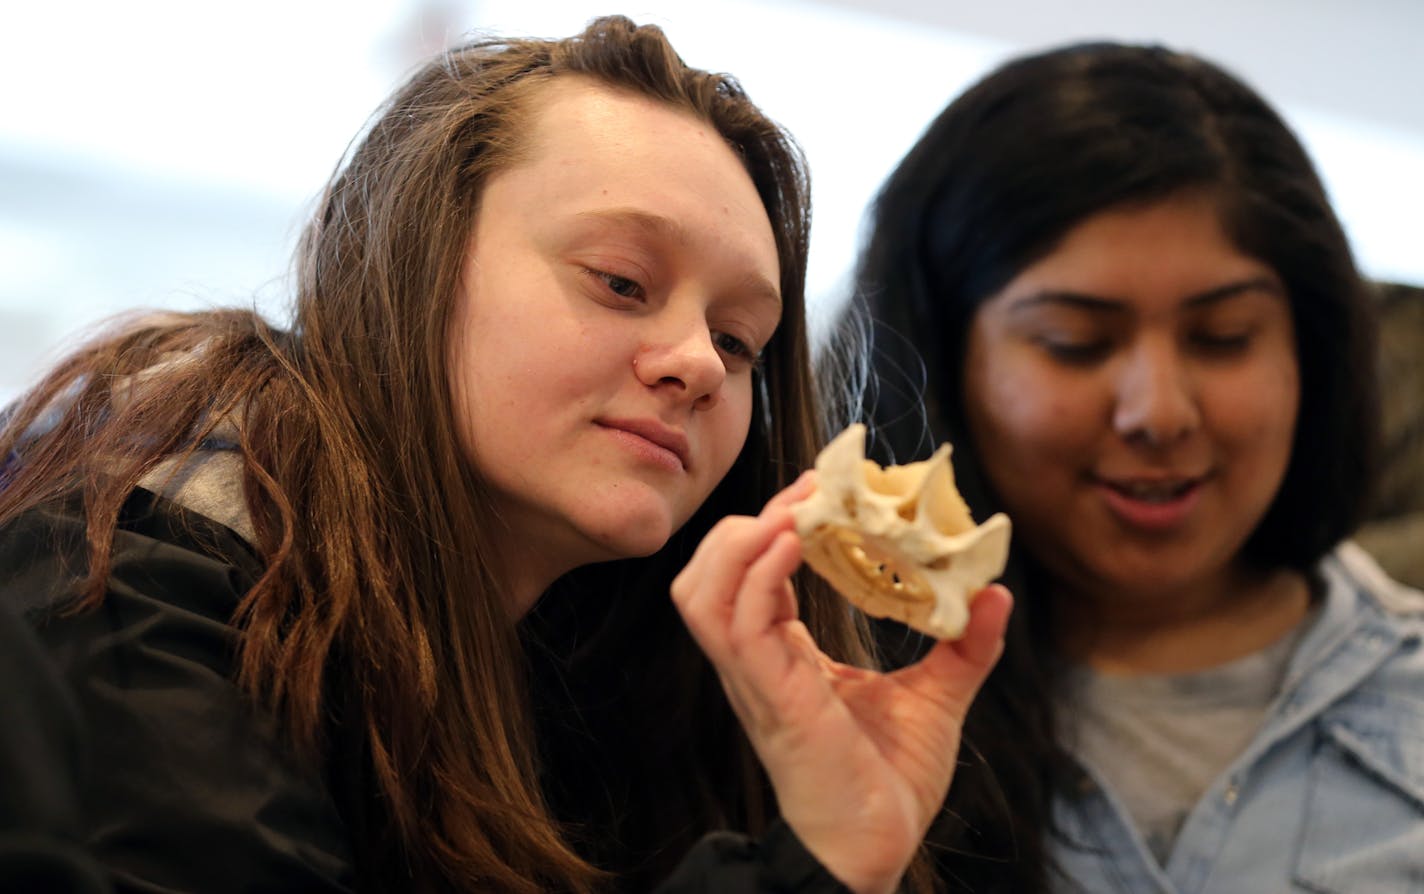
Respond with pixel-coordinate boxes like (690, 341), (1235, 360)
(1060, 563), (1312, 674)
(491, 532), (577, 622)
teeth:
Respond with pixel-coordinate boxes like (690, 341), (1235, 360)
(1119, 481), (1188, 502)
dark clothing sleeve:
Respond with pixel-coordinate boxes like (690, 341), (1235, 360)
(1, 491), (852, 893)
(655, 822), (853, 893)
(0, 595), (110, 894)
(0, 491), (354, 893)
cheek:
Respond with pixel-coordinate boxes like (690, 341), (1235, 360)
(969, 360), (1098, 469)
(448, 327), (553, 471)
(671, 381), (752, 530)
(711, 380), (755, 470)
(1209, 361), (1300, 459)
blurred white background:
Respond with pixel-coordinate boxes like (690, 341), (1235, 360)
(3, 0), (1421, 403)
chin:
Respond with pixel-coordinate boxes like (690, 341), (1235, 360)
(581, 508), (678, 561)
(1100, 562), (1207, 601)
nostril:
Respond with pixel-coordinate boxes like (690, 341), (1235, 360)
(693, 390), (720, 412)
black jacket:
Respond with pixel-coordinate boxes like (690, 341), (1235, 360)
(0, 489), (848, 893)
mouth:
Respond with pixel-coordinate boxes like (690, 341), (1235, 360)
(1100, 477), (1201, 503)
(596, 418), (691, 471)
(1093, 473), (1209, 531)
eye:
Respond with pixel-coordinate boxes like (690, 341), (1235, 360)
(1190, 330), (1253, 356)
(713, 331), (762, 369)
(1037, 337), (1111, 365)
(585, 268), (646, 301)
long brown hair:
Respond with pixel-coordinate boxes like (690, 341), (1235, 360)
(0, 16), (873, 893)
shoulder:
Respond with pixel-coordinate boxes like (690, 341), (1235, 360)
(1307, 543), (1424, 753)
(0, 490), (356, 891)
(1313, 543), (1424, 748)
(1291, 543), (1424, 894)
(0, 484), (265, 724)
(1, 485), (262, 626)
(1324, 541), (1424, 621)
(139, 437), (256, 544)
(0, 486), (269, 750)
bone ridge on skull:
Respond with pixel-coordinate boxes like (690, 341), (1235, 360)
(792, 424), (1011, 639)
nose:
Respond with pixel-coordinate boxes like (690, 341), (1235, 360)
(1112, 338), (1200, 448)
(633, 312), (726, 410)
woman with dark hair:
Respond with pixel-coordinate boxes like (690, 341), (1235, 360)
(0, 16), (1011, 894)
(853, 41), (1422, 893)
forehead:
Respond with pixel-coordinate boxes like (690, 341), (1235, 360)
(510, 77), (750, 208)
(481, 75), (782, 294)
(516, 76), (720, 152)
(997, 193), (1282, 308)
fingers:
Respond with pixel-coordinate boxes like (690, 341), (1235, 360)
(671, 471), (814, 665)
(671, 471), (836, 744)
(950, 584), (1013, 669)
(729, 529), (802, 651)
(672, 516), (789, 651)
(895, 584), (1012, 708)
(672, 471), (808, 595)
(672, 515), (782, 611)
(764, 469), (816, 512)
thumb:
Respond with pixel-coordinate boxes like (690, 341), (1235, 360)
(896, 584), (1012, 709)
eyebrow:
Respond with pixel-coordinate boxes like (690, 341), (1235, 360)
(575, 207), (690, 244)
(1006, 275), (1285, 316)
(573, 207), (782, 309)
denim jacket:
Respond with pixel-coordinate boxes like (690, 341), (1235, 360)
(1049, 543), (1424, 893)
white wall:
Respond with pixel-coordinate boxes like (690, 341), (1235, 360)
(2, 0), (1420, 403)
(814, 0), (1424, 286)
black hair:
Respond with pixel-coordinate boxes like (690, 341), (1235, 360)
(851, 41), (1380, 892)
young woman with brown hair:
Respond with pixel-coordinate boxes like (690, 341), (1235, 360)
(0, 15), (1008, 894)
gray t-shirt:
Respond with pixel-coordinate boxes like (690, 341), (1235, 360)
(1059, 624), (1309, 864)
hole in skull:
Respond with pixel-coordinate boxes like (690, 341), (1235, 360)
(834, 536), (932, 601)
(896, 503), (917, 522)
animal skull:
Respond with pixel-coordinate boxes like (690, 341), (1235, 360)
(791, 424), (1011, 640)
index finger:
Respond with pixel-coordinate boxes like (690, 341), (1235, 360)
(762, 469), (817, 517)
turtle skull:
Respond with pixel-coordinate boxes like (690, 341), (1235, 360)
(791, 424), (1011, 640)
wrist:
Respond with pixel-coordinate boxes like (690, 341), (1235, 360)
(783, 817), (907, 894)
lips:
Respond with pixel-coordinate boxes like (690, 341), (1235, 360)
(597, 418), (691, 470)
(1104, 478), (1198, 503)
(1094, 473), (1208, 531)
